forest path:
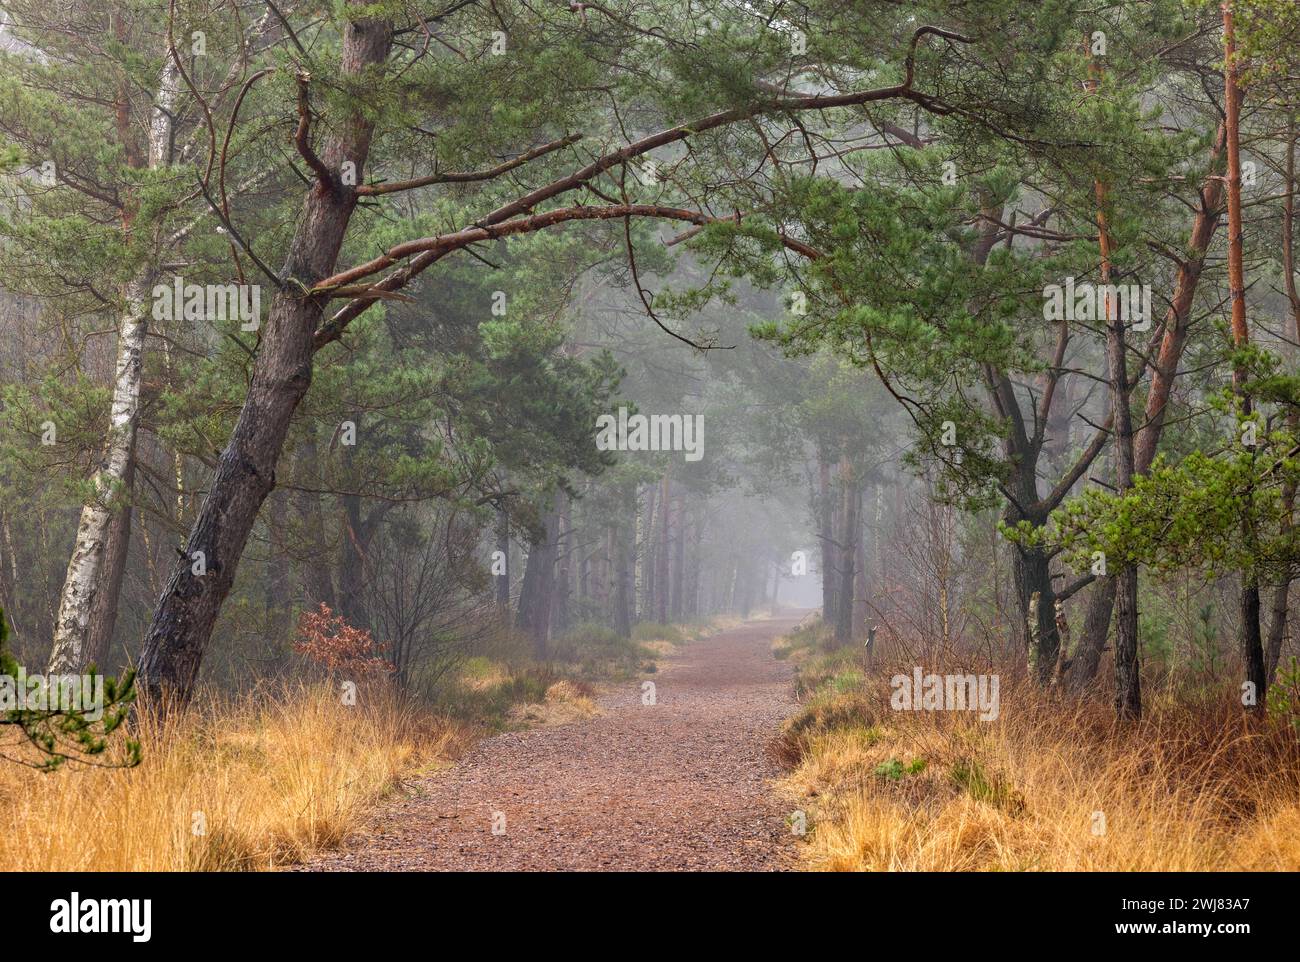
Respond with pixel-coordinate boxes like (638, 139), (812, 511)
(299, 614), (803, 871)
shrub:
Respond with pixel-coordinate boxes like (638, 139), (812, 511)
(293, 604), (393, 678)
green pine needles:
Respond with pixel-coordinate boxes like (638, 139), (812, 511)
(0, 607), (141, 772)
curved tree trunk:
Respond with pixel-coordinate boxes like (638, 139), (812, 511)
(136, 9), (394, 710)
(337, 488), (373, 633)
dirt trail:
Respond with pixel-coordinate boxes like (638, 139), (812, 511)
(300, 615), (803, 871)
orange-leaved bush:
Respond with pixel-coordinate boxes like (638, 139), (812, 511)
(293, 603), (393, 677)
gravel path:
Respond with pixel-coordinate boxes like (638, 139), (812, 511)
(300, 615), (802, 871)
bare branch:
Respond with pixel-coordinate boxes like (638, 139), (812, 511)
(356, 134), (583, 195)
(294, 69), (334, 192)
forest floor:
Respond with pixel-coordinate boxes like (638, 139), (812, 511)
(298, 614), (804, 871)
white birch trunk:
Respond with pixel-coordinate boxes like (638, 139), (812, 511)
(47, 59), (178, 672)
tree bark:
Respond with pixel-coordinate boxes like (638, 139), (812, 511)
(834, 459), (857, 646)
(1223, 2), (1266, 713)
(853, 491), (868, 641)
(670, 491), (685, 621)
(1091, 51), (1142, 718)
(639, 482), (656, 620)
(1069, 122), (1228, 690)
(82, 449), (136, 671)
(516, 503), (559, 659)
(49, 275), (152, 673)
(337, 472), (372, 633)
(1266, 580), (1290, 687)
(1013, 544), (1059, 681)
(1269, 126), (1300, 687)
(687, 506), (703, 618)
(818, 454), (835, 623)
(136, 9), (394, 709)
(495, 504), (511, 609)
(49, 53), (181, 674)
(552, 490), (571, 635)
(613, 520), (632, 638)
(655, 474), (670, 623)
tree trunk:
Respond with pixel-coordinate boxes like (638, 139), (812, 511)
(552, 490), (571, 635)
(495, 504), (511, 609)
(1069, 122), (1229, 690)
(1269, 126), (1300, 687)
(670, 491), (685, 622)
(599, 525), (613, 621)
(49, 53), (181, 674)
(687, 507), (703, 618)
(818, 454), (835, 623)
(613, 520), (632, 638)
(834, 459), (856, 646)
(639, 482), (656, 621)
(1266, 580), (1290, 687)
(582, 525), (592, 608)
(1013, 545), (1058, 681)
(295, 438), (337, 611)
(1113, 567), (1141, 718)
(1223, 2), (1266, 713)
(49, 274), (152, 673)
(82, 449), (136, 671)
(1091, 52), (1142, 717)
(516, 503), (559, 659)
(1071, 578), (1117, 691)
(337, 488), (372, 633)
(853, 489), (868, 641)
(655, 475), (670, 623)
(738, 561), (753, 618)
(136, 9), (395, 709)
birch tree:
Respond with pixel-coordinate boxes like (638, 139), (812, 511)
(0, 1), (277, 671)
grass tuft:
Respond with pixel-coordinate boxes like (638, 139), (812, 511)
(777, 649), (1300, 871)
(0, 683), (469, 871)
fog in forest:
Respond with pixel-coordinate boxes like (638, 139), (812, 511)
(1, 0), (1298, 888)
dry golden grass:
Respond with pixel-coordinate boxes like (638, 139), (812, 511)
(0, 683), (470, 871)
(640, 639), (679, 657)
(779, 666), (1300, 871)
(507, 679), (601, 726)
